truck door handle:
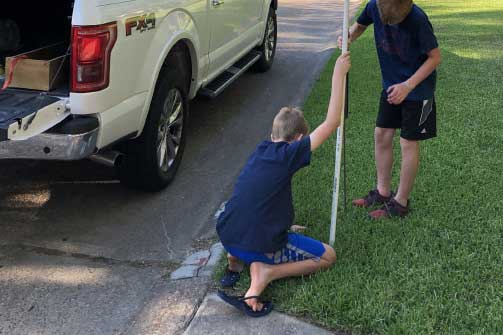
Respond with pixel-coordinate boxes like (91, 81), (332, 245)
(212, 0), (224, 6)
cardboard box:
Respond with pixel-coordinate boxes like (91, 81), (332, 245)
(5, 43), (68, 91)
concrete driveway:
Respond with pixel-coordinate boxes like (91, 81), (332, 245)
(0, 1), (360, 334)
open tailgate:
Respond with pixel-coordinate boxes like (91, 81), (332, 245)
(0, 89), (70, 141)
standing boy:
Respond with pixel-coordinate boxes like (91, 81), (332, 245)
(216, 53), (351, 317)
(340, 0), (441, 218)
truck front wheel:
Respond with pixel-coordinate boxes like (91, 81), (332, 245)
(253, 7), (277, 72)
(118, 55), (189, 191)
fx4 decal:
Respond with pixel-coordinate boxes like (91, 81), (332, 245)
(126, 13), (156, 36)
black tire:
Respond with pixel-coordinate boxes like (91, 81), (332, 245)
(118, 50), (189, 191)
(253, 7), (277, 72)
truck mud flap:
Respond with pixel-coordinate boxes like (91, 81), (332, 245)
(0, 90), (70, 141)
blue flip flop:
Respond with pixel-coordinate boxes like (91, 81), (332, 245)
(217, 290), (273, 318)
(220, 269), (241, 287)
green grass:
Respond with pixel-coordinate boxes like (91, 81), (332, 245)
(223, 1), (503, 334)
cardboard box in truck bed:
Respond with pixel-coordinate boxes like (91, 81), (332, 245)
(5, 43), (68, 91)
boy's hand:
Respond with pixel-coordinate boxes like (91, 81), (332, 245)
(334, 52), (351, 77)
(387, 82), (412, 105)
(290, 225), (307, 233)
(337, 35), (352, 49)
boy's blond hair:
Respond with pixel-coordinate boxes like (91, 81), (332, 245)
(271, 107), (309, 142)
(377, 0), (413, 25)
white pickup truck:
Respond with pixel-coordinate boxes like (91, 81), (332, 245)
(0, 0), (277, 190)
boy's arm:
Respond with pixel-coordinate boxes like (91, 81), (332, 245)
(338, 23), (368, 48)
(387, 48), (442, 105)
(349, 23), (368, 43)
(310, 53), (351, 151)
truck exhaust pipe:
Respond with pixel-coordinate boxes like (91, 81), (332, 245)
(89, 150), (122, 167)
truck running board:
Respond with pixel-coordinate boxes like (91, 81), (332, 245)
(199, 50), (261, 98)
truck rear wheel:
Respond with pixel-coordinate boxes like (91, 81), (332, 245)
(118, 53), (189, 191)
(253, 7), (277, 72)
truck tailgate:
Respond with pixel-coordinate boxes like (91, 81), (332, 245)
(0, 90), (69, 141)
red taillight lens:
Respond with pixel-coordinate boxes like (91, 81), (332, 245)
(78, 36), (104, 62)
(71, 22), (117, 93)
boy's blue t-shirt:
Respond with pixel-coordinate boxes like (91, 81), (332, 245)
(216, 136), (311, 253)
(357, 0), (439, 101)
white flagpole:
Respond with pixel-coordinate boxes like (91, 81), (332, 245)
(329, 0), (350, 246)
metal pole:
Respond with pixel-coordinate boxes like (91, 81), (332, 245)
(343, 74), (349, 212)
(329, 0), (350, 246)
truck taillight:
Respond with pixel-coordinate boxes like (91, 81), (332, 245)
(71, 22), (117, 93)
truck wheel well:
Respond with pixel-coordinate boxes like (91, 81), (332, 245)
(164, 41), (193, 94)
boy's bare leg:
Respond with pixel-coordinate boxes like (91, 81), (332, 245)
(375, 127), (395, 197)
(245, 244), (336, 311)
(395, 138), (420, 206)
(227, 253), (243, 272)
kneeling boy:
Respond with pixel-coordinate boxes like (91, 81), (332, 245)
(216, 52), (351, 317)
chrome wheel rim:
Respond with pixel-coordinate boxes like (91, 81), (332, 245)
(157, 88), (183, 172)
(264, 16), (276, 62)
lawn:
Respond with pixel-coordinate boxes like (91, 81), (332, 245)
(226, 0), (503, 334)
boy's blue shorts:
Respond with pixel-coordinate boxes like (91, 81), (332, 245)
(224, 233), (326, 265)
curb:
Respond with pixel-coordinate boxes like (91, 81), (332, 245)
(170, 242), (225, 280)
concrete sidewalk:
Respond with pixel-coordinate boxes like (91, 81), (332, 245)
(184, 293), (337, 335)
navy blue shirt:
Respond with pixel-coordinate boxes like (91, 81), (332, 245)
(357, 0), (439, 101)
(217, 136), (312, 253)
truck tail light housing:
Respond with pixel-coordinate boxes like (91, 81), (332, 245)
(71, 22), (117, 93)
